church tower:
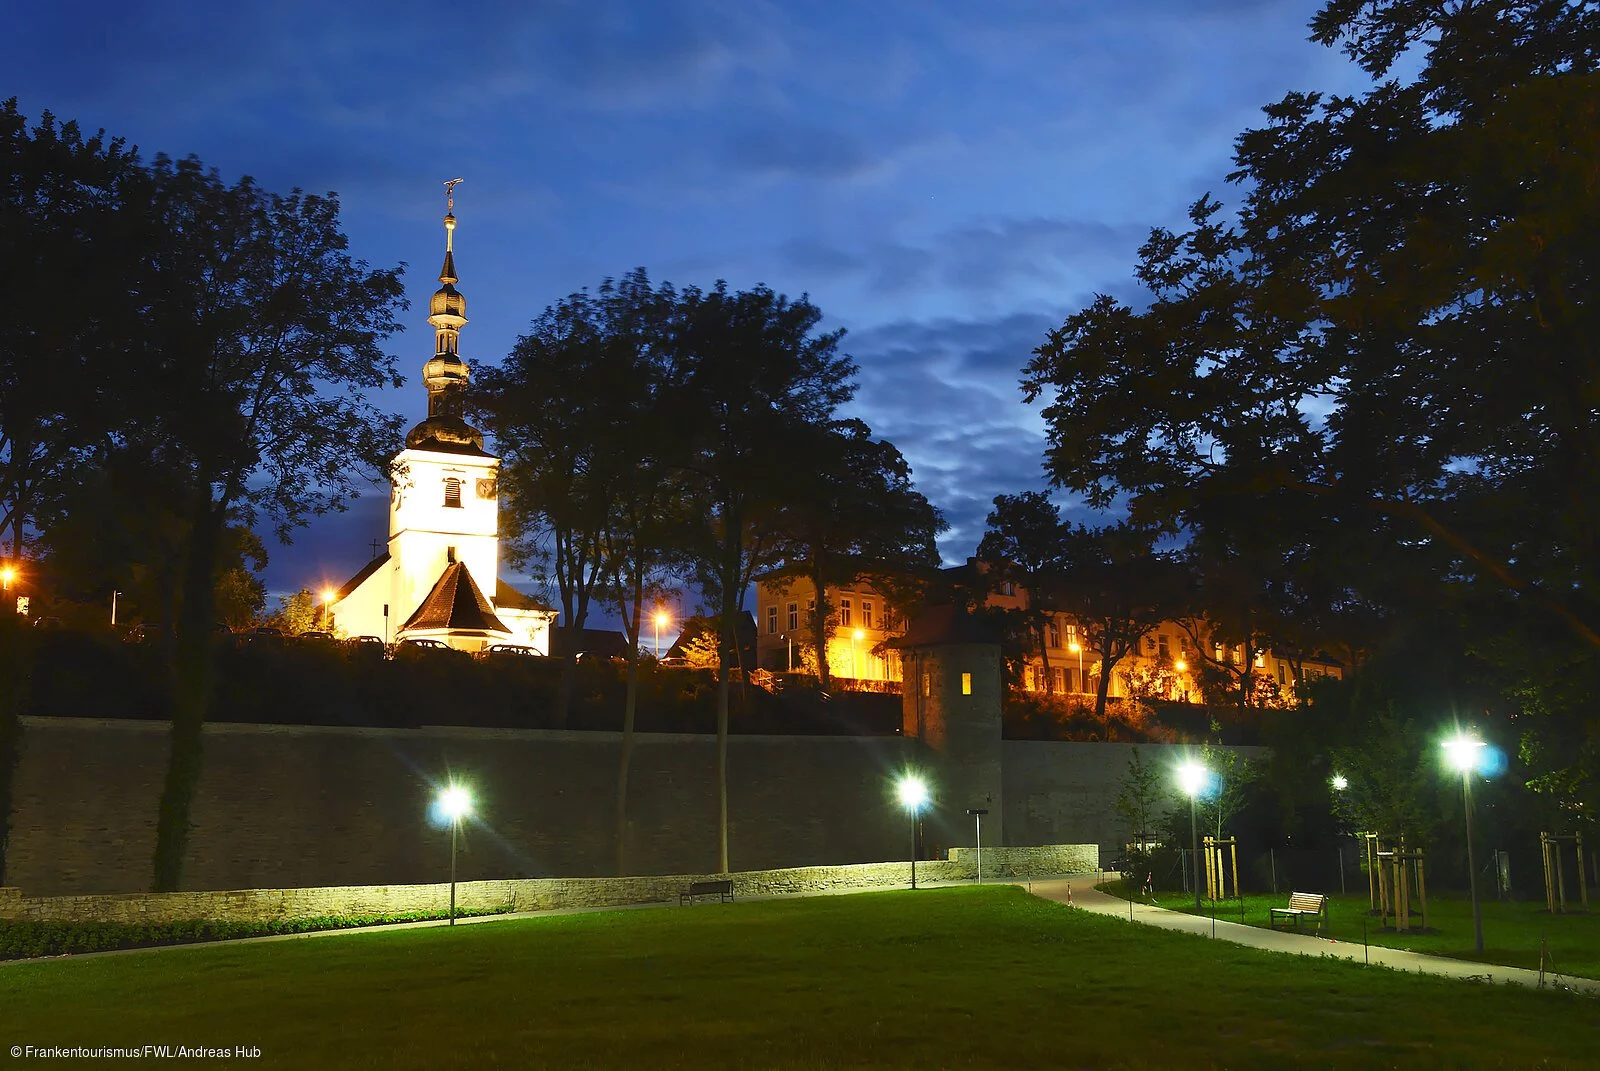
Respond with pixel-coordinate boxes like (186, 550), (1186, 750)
(328, 182), (554, 652)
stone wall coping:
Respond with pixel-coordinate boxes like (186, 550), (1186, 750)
(1, 846), (1098, 924)
(16, 716), (904, 747)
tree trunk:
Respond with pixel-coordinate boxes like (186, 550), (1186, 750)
(151, 497), (224, 892)
(1094, 646), (1114, 720)
(0, 617), (31, 885)
(1039, 622), (1054, 694)
(615, 574), (644, 877)
(809, 563), (831, 689)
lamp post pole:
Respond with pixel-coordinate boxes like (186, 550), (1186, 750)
(1461, 768), (1484, 954)
(1443, 735), (1488, 955)
(437, 784), (473, 926)
(1178, 762), (1208, 911)
(111, 590), (121, 628)
(898, 775), (929, 890)
(967, 808), (989, 883)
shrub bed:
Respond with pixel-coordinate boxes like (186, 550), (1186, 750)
(0, 905), (512, 960)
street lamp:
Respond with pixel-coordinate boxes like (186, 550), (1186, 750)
(897, 775), (929, 889)
(1331, 773), (1349, 893)
(1178, 761), (1209, 910)
(1443, 732), (1489, 954)
(967, 807), (989, 883)
(436, 783), (474, 925)
(321, 587), (337, 630)
(1068, 640), (1083, 692)
(654, 609), (670, 660)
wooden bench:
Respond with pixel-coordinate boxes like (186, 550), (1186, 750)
(680, 879), (734, 906)
(1269, 891), (1327, 934)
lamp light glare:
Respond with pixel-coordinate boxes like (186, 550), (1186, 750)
(1177, 762), (1208, 798)
(654, 611), (670, 629)
(438, 784), (473, 822)
(896, 775), (928, 812)
(1331, 774), (1348, 791)
(1442, 734), (1488, 775)
(854, 629), (865, 641)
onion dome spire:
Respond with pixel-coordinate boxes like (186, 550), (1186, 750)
(406, 178), (485, 454)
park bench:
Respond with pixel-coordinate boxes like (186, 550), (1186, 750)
(680, 879), (735, 906)
(1269, 891), (1327, 934)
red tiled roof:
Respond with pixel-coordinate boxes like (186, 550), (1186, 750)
(400, 562), (512, 635)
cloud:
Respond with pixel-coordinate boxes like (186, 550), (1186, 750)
(726, 122), (884, 181)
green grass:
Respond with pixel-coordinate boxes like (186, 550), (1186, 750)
(2, 887), (1594, 1069)
(1100, 881), (1600, 980)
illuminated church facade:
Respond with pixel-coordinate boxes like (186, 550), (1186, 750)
(329, 185), (555, 653)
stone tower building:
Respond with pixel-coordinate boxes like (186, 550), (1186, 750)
(896, 604), (1005, 855)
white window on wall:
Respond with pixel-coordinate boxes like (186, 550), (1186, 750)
(1051, 667), (1065, 692)
(443, 478), (463, 508)
(787, 602), (798, 631)
(839, 599), (852, 627)
(862, 601), (873, 628)
(1047, 619), (1060, 648)
(1159, 634), (1170, 658)
(767, 606), (777, 634)
(961, 672), (972, 696)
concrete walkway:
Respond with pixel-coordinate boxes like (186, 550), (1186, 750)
(1026, 876), (1599, 996)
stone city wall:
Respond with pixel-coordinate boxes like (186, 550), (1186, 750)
(0, 846), (1097, 924)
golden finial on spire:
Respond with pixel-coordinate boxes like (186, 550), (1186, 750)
(442, 177), (463, 251)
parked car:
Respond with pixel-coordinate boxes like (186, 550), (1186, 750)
(236, 626), (284, 648)
(656, 656), (692, 668)
(481, 643), (543, 660)
(346, 635), (385, 651)
(297, 630), (337, 644)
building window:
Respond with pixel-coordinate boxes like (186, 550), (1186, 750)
(787, 602), (798, 631)
(862, 601), (873, 629)
(1255, 651), (1266, 668)
(444, 478), (462, 508)
(839, 599), (852, 627)
(1052, 667), (1065, 692)
(961, 672), (972, 696)
(922, 672), (931, 697)
(766, 606), (777, 634)
(1145, 635), (1157, 655)
(999, 580), (1016, 596)
(446, 546), (456, 563)
(1047, 619), (1060, 648)
(1158, 634), (1170, 658)
(1179, 634), (1191, 655)
(1278, 663), (1286, 685)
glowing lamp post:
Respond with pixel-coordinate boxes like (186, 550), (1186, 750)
(1443, 733), (1489, 954)
(436, 784), (473, 925)
(321, 587), (337, 630)
(654, 610), (670, 660)
(1331, 774), (1349, 892)
(897, 775), (929, 889)
(1068, 641), (1083, 692)
(1177, 762), (1209, 910)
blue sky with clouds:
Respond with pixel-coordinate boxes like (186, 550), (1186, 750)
(11, 0), (1377, 603)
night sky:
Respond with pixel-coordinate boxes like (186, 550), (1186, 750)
(12, 0), (1377, 606)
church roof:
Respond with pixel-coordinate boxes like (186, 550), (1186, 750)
(494, 579), (552, 613)
(401, 561), (512, 636)
(335, 552), (390, 602)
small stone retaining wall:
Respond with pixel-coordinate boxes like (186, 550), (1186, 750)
(0, 845), (1097, 925)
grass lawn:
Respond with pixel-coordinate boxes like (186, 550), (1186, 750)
(1101, 881), (1600, 980)
(2, 885), (1594, 1070)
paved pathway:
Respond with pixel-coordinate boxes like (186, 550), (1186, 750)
(1025, 876), (1599, 996)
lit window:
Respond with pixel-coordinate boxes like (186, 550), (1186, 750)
(766, 606), (777, 634)
(961, 672), (972, 696)
(1254, 651), (1266, 668)
(787, 602), (798, 631)
(862, 601), (873, 629)
(444, 478), (462, 508)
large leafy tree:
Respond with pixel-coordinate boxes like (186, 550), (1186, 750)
(669, 282), (857, 874)
(135, 155), (406, 891)
(1022, 1), (1600, 817)
(476, 271), (671, 725)
(0, 100), (148, 560)
(766, 418), (945, 689)
(1056, 523), (1183, 720)
(976, 492), (1070, 693)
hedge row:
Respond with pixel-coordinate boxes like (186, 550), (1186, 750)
(0, 905), (513, 960)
